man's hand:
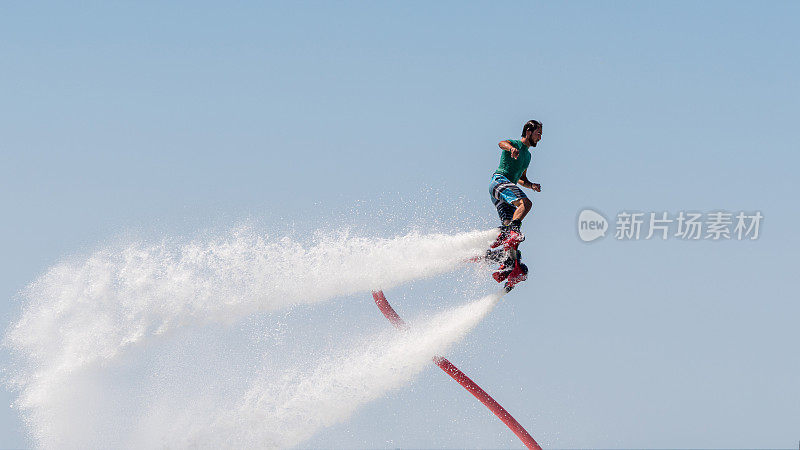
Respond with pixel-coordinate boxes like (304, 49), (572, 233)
(499, 140), (519, 159)
(518, 171), (539, 192)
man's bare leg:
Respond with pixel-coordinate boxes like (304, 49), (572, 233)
(511, 198), (532, 223)
(496, 198), (531, 249)
(496, 198), (532, 247)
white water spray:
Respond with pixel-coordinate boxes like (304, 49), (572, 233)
(134, 293), (503, 449)
(4, 227), (500, 448)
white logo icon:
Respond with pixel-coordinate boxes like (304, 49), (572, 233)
(578, 209), (608, 242)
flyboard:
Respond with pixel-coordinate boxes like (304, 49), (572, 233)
(370, 233), (539, 449)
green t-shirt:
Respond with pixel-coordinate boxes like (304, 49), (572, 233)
(494, 139), (531, 183)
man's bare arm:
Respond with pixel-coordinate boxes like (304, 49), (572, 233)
(518, 169), (541, 192)
(499, 140), (519, 159)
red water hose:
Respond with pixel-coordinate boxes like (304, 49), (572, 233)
(372, 290), (541, 450)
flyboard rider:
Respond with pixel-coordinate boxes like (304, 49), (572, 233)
(490, 119), (542, 247)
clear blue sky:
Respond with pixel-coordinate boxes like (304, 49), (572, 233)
(2, 1), (799, 448)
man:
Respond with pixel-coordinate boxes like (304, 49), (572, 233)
(489, 120), (542, 247)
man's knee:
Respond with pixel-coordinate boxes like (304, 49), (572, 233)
(515, 198), (532, 211)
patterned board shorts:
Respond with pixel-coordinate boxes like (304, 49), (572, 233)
(489, 173), (528, 223)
